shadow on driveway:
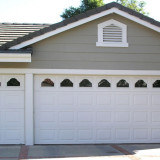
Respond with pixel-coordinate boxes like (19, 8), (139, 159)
(0, 144), (160, 160)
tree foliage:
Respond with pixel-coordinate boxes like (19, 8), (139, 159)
(61, 0), (104, 19)
(116, 0), (148, 15)
(61, 0), (148, 19)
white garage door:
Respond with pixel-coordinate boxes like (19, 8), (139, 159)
(34, 75), (160, 144)
(0, 75), (24, 144)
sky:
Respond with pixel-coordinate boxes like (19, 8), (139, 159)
(0, 0), (160, 24)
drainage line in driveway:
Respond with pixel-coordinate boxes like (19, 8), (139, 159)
(18, 145), (29, 160)
(110, 144), (140, 160)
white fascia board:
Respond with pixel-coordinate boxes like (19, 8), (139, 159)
(0, 53), (31, 62)
(114, 9), (160, 32)
(0, 69), (160, 76)
(10, 8), (160, 50)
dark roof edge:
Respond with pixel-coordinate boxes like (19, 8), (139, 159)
(0, 22), (51, 25)
(1, 2), (160, 50)
(0, 48), (32, 54)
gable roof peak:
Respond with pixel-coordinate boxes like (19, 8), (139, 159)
(1, 2), (160, 50)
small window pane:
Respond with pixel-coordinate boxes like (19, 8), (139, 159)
(61, 79), (73, 87)
(153, 80), (160, 88)
(41, 79), (54, 87)
(135, 80), (147, 88)
(117, 79), (129, 87)
(98, 79), (110, 87)
(7, 78), (20, 86)
(79, 79), (92, 87)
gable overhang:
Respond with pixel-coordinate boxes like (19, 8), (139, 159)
(0, 53), (31, 62)
(10, 8), (160, 49)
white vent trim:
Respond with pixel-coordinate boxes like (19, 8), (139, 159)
(96, 19), (128, 47)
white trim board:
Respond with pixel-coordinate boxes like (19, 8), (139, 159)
(0, 69), (160, 76)
(25, 73), (34, 145)
(10, 8), (160, 49)
(0, 54), (31, 62)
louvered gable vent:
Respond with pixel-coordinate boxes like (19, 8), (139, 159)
(103, 24), (122, 43)
(96, 19), (128, 47)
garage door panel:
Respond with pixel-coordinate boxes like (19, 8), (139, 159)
(114, 111), (131, 123)
(133, 94), (149, 106)
(96, 93), (112, 106)
(78, 112), (93, 122)
(58, 129), (75, 140)
(78, 129), (93, 141)
(133, 128), (149, 141)
(0, 75), (24, 144)
(0, 92), (24, 109)
(59, 112), (75, 122)
(115, 94), (131, 106)
(4, 111), (24, 127)
(5, 130), (23, 140)
(60, 112), (76, 124)
(0, 95), (3, 106)
(39, 129), (56, 140)
(35, 116), (57, 128)
(78, 94), (94, 106)
(0, 128), (24, 144)
(151, 112), (160, 122)
(151, 94), (160, 106)
(58, 94), (75, 105)
(0, 131), (2, 142)
(0, 111), (2, 124)
(38, 111), (56, 122)
(36, 93), (56, 106)
(115, 128), (131, 141)
(77, 123), (94, 128)
(96, 128), (112, 141)
(4, 92), (24, 109)
(133, 111), (149, 123)
(5, 111), (21, 122)
(96, 112), (112, 122)
(151, 128), (160, 140)
(34, 75), (160, 144)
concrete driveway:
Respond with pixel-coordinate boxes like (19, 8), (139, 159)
(0, 144), (160, 160)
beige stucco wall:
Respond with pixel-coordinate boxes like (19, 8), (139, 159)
(1, 14), (160, 70)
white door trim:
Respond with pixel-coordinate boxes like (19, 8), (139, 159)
(25, 73), (34, 145)
(0, 69), (160, 76)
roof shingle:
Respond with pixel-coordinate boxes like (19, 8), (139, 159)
(0, 23), (50, 47)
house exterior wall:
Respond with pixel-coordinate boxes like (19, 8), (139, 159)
(0, 14), (160, 70)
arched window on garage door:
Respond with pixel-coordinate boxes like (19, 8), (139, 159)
(135, 80), (147, 88)
(41, 78), (54, 87)
(79, 79), (92, 87)
(153, 80), (160, 88)
(98, 79), (111, 87)
(61, 79), (73, 87)
(7, 78), (20, 86)
(117, 79), (129, 87)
